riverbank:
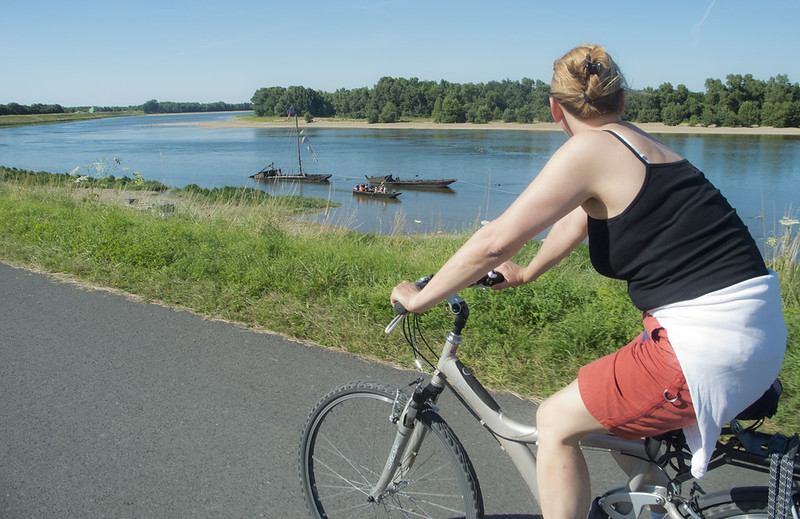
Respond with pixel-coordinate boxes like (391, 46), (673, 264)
(0, 111), (142, 128)
(186, 116), (800, 136)
(2, 169), (798, 432)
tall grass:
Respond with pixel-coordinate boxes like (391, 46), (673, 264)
(1, 167), (798, 431)
(763, 213), (800, 428)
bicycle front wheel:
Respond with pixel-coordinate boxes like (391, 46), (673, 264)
(299, 380), (483, 518)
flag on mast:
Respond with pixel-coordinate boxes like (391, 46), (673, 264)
(301, 136), (319, 163)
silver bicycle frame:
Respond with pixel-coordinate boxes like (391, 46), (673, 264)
(368, 309), (680, 519)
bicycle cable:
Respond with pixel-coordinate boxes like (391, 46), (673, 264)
(401, 312), (438, 371)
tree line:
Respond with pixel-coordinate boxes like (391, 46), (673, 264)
(0, 101), (252, 116)
(5, 72), (798, 128)
(252, 73), (800, 128)
(140, 100), (252, 114)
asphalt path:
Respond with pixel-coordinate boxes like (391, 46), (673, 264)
(0, 262), (763, 518)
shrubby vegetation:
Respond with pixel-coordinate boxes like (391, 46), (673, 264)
(0, 102), (142, 115)
(0, 165), (168, 192)
(0, 167), (335, 212)
(140, 100), (252, 114)
(0, 100), (252, 116)
(252, 73), (800, 128)
(0, 102), (69, 115)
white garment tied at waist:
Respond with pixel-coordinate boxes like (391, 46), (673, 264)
(651, 270), (787, 478)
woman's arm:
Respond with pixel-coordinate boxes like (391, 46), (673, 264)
(494, 205), (588, 287)
(391, 133), (602, 313)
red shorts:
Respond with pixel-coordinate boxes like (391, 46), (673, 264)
(578, 313), (696, 440)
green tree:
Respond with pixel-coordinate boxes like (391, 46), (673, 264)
(700, 106), (719, 127)
(632, 87), (661, 122)
(468, 104), (493, 123)
(661, 103), (687, 126)
(738, 101), (761, 126)
(366, 109), (379, 124)
(718, 106), (739, 127)
(761, 75), (796, 127)
(517, 103), (536, 123)
(436, 96), (465, 123)
(251, 87), (287, 117)
(378, 102), (398, 123)
(142, 99), (160, 114)
(431, 97), (443, 122)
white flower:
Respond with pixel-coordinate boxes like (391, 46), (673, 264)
(779, 217), (799, 227)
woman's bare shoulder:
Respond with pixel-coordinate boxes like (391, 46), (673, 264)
(548, 129), (622, 167)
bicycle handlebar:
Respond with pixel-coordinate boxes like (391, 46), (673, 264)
(391, 270), (505, 316)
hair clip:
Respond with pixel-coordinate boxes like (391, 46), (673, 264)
(585, 54), (602, 75)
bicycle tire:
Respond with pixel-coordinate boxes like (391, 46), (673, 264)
(299, 380), (484, 518)
(692, 486), (798, 519)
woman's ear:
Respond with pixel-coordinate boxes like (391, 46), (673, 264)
(550, 96), (564, 122)
(550, 96), (574, 137)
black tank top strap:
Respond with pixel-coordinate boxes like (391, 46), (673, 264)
(603, 129), (651, 165)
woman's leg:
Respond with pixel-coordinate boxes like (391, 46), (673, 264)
(536, 379), (608, 519)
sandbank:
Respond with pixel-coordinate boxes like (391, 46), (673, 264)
(173, 117), (800, 136)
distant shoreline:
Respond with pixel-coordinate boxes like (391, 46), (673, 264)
(179, 116), (800, 136)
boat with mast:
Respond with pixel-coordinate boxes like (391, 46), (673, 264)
(251, 109), (332, 183)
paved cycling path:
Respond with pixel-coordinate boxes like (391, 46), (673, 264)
(0, 262), (760, 518)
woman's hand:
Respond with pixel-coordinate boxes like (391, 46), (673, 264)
(491, 261), (527, 289)
(390, 281), (422, 313)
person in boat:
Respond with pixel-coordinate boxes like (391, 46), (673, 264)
(390, 43), (787, 519)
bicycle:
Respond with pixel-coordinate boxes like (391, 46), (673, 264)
(299, 273), (798, 518)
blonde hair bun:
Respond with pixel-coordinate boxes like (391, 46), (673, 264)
(551, 44), (626, 118)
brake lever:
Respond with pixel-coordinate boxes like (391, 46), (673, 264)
(385, 313), (406, 334)
(385, 276), (431, 334)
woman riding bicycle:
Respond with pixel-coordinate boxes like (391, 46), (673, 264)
(390, 43), (788, 519)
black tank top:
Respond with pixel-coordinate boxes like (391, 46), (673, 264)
(587, 130), (767, 311)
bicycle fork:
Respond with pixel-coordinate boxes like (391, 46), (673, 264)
(367, 375), (446, 503)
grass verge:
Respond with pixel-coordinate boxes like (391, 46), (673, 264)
(0, 111), (142, 128)
(2, 166), (798, 432)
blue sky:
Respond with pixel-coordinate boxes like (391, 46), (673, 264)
(2, 0), (799, 107)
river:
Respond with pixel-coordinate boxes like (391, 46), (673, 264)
(1, 112), (798, 249)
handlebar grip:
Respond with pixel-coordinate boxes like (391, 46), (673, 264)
(476, 270), (505, 287)
(392, 271), (501, 316)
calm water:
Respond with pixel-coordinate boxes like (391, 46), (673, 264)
(1, 112), (798, 249)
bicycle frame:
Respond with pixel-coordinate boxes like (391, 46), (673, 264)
(368, 292), (677, 519)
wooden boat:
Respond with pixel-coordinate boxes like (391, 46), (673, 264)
(365, 174), (456, 189)
(250, 110), (332, 183)
(251, 162), (331, 183)
(352, 186), (401, 199)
